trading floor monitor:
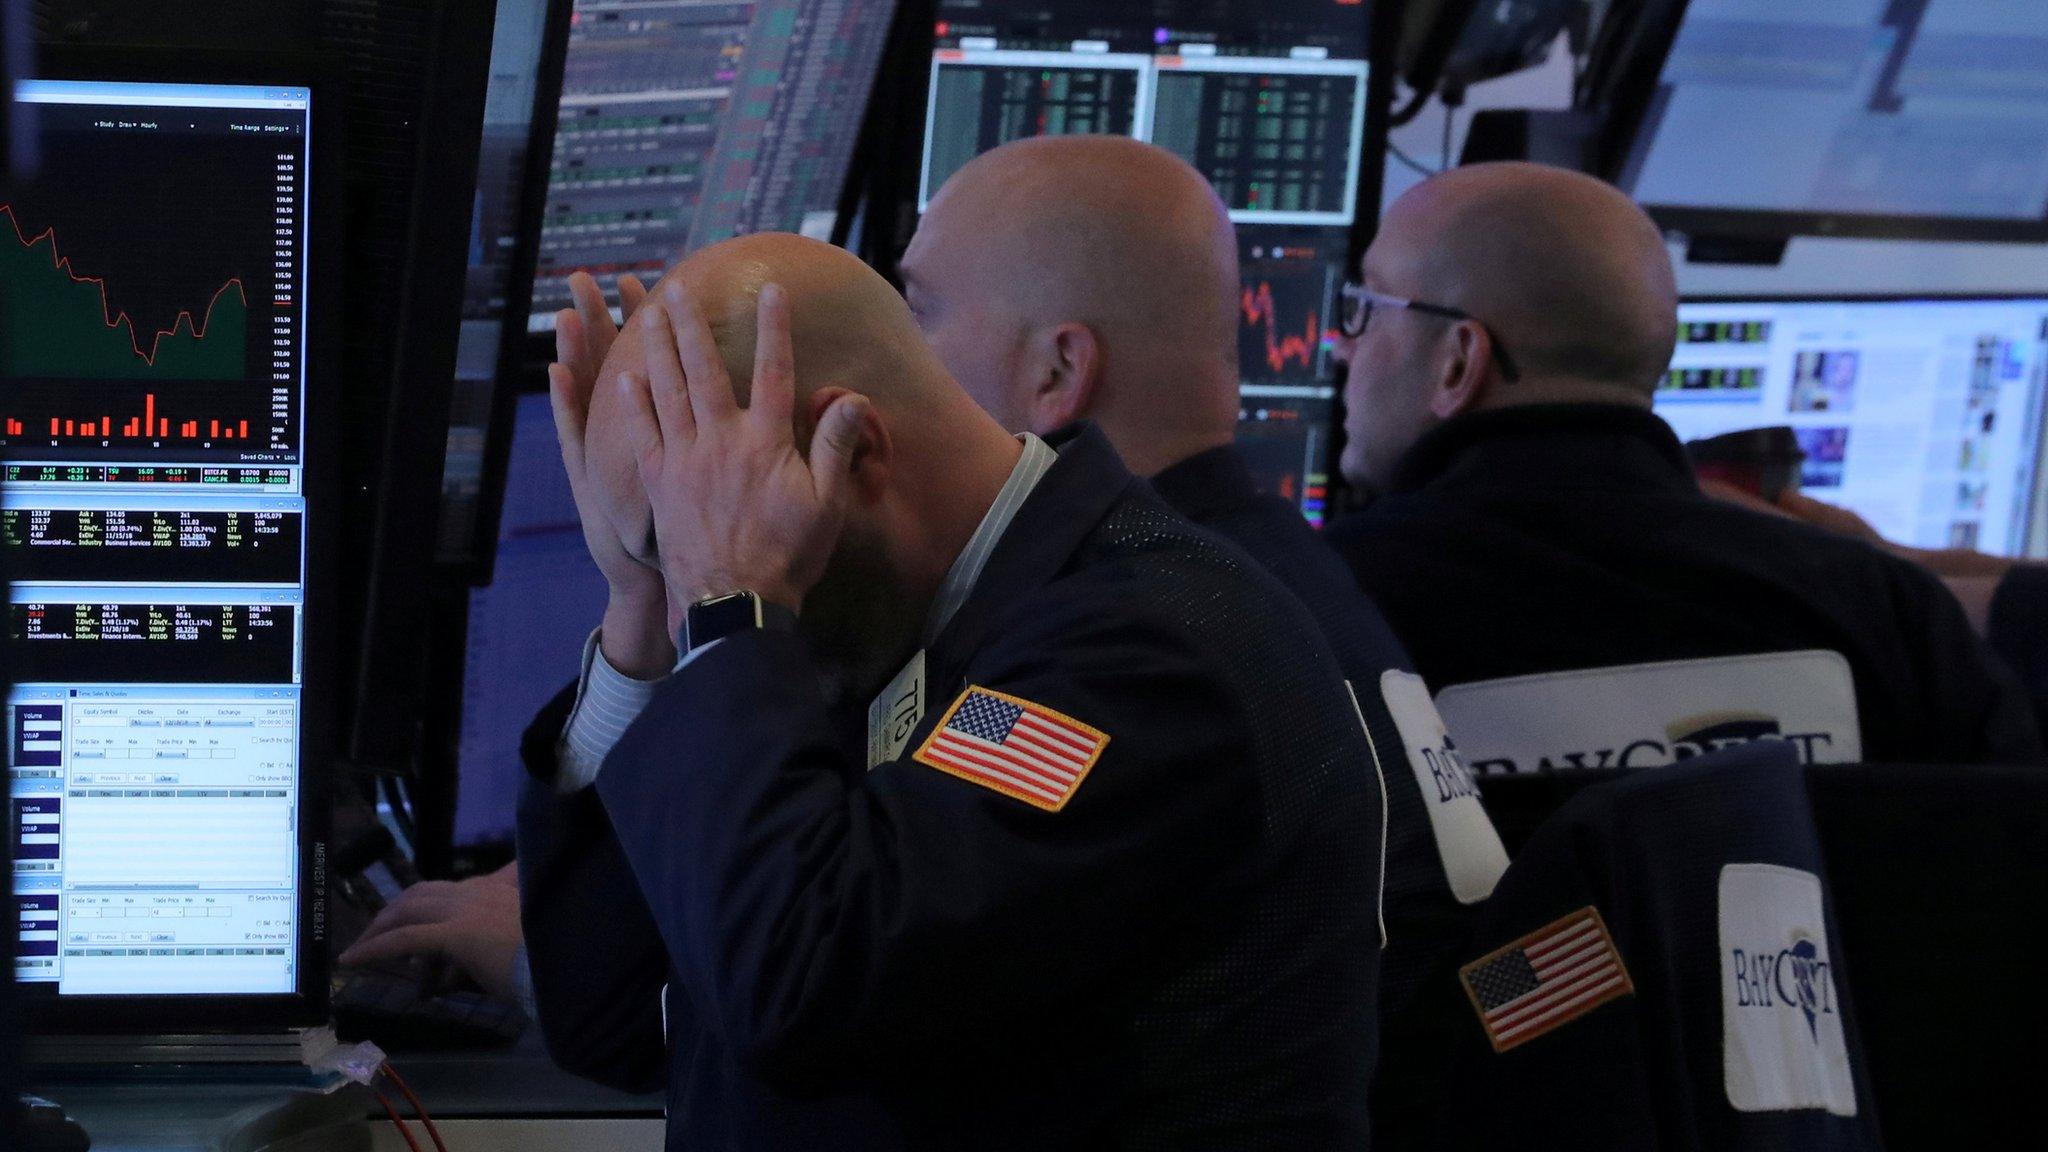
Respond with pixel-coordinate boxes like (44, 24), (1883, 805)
(437, 0), (573, 572)
(1606, 0), (2048, 242)
(438, 0), (901, 575)
(2, 67), (331, 1029)
(525, 0), (900, 332)
(919, 0), (1380, 526)
(1662, 297), (2048, 557)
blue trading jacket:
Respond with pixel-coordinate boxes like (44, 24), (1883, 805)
(519, 425), (1385, 1150)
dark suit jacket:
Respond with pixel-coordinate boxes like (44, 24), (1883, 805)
(520, 425), (1385, 1150)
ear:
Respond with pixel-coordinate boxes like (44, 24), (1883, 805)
(803, 386), (892, 503)
(1427, 320), (1497, 419)
(1028, 322), (1102, 433)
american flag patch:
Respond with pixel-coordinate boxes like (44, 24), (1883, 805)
(1460, 906), (1634, 1052)
(912, 686), (1109, 812)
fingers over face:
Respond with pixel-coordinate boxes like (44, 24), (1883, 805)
(749, 283), (797, 433)
(619, 274), (650, 321)
(660, 280), (739, 429)
(809, 391), (874, 508)
(616, 370), (668, 480)
(638, 302), (697, 445)
(554, 309), (588, 383)
(569, 271), (620, 353)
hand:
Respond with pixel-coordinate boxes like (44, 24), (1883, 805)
(1773, 489), (2009, 579)
(550, 272), (673, 677)
(337, 864), (523, 1000)
(617, 281), (872, 618)
(1697, 477), (1792, 520)
(560, 270), (651, 381)
(1773, 490), (1884, 543)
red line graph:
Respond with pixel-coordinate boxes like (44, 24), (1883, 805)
(1, 203), (246, 368)
(1241, 280), (1329, 374)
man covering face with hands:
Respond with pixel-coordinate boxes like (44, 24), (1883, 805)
(516, 233), (1386, 1150)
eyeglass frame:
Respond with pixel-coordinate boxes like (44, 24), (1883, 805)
(1339, 283), (1522, 382)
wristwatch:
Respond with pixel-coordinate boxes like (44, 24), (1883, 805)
(681, 590), (797, 656)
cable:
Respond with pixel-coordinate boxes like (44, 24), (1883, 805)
(373, 1085), (425, 1152)
(382, 1064), (450, 1152)
(1388, 83), (1434, 127)
(1387, 141), (1440, 179)
(1441, 103), (1456, 170)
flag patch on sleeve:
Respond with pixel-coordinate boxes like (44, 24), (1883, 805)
(912, 686), (1109, 812)
(1460, 906), (1634, 1052)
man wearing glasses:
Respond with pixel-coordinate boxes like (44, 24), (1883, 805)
(1326, 161), (2043, 775)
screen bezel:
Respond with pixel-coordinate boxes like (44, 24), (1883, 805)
(15, 45), (339, 1035)
(440, 0), (575, 585)
(1598, 0), (2048, 246)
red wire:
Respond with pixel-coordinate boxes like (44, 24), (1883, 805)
(382, 1063), (450, 1152)
(373, 1084), (424, 1152)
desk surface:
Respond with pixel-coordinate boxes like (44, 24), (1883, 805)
(31, 1033), (664, 1151)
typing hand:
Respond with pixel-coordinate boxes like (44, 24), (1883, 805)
(337, 864), (523, 1000)
(616, 281), (872, 621)
(550, 272), (674, 678)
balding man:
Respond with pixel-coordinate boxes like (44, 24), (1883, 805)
(518, 234), (1385, 1148)
(1328, 161), (2043, 774)
(903, 133), (1507, 1026)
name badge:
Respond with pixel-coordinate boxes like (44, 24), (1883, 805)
(867, 650), (927, 769)
(1380, 671), (1509, 906)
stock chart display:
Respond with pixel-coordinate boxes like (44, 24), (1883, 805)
(5, 79), (313, 999)
(923, 0), (1372, 523)
(0, 98), (304, 465)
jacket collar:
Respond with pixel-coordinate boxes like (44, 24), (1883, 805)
(927, 422), (1144, 665)
(1387, 402), (1698, 497)
(1147, 443), (1261, 523)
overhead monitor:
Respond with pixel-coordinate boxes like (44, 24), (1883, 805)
(437, 0), (571, 570)
(1609, 0), (2048, 242)
(921, 0), (1377, 526)
(2, 70), (330, 1027)
(1661, 296), (2048, 557)
(524, 0), (898, 333)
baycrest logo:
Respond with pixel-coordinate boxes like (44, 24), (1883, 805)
(1730, 929), (1836, 1043)
(1468, 711), (1838, 776)
(1420, 733), (1481, 803)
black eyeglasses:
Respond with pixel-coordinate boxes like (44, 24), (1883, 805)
(1339, 284), (1522, 382)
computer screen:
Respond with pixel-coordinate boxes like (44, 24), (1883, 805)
(922, 0), (1375, 525)
(1661, 297), (2048, 557)
(438, 0), (568, 566)
(525, 0), (898, 332)
(454, 392), (608, 846)
(1613, 0), (2048, 237)
(3, 77), (321, 1003)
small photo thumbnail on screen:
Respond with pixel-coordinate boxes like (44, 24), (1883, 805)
(1789, 350), (1858, 414)
(1947, 521), (1981, 550)
(1659, 366), (1762, 395)
(1795, 426), (1850, 489)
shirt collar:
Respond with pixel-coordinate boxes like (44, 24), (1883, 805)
(920, 433), (1058, 646)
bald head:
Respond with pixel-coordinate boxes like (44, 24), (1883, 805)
(1370, 162), (1678, 395)
(598, 231), (954, 414)
(584, 233), (1019, 606)
(904, 135), (1242, 473)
